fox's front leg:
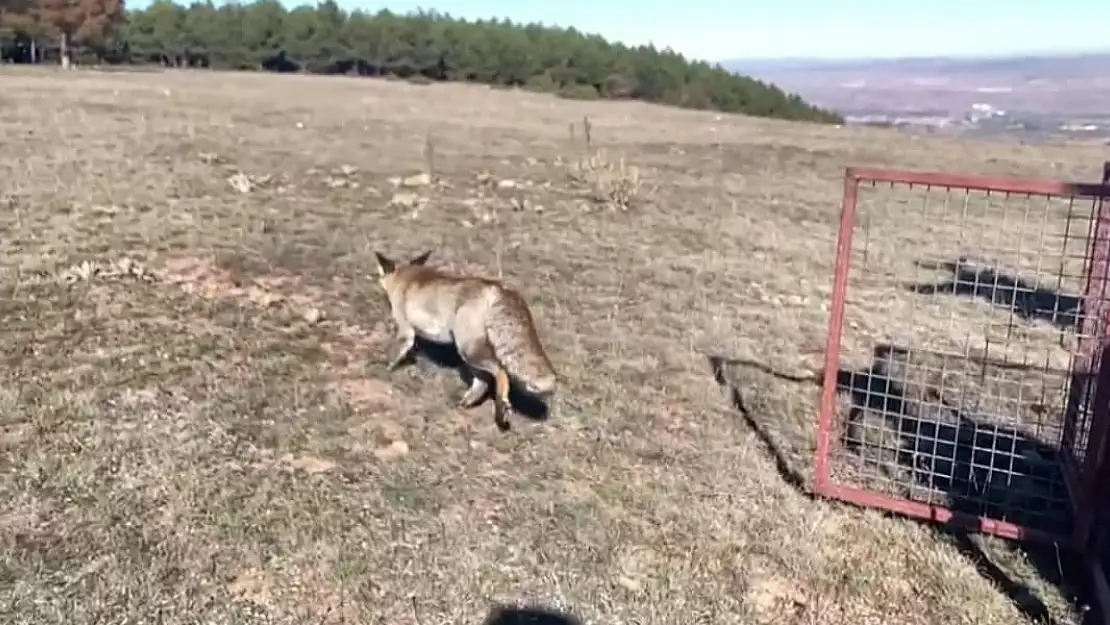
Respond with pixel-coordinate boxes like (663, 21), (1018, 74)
(387, 323), (417, 372)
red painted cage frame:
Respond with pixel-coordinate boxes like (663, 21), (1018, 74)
(813, 166), (1110, 554)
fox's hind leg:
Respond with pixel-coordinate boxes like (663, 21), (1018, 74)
(467, 361), (512, 431)
(458, 375), (489, 409)
(455, 335), (514, 431)
(488, 366), (514, 432)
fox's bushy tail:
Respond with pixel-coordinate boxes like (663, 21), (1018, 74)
(484, 287), (557, 396)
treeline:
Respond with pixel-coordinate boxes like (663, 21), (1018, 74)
(0, 0), (843, 124)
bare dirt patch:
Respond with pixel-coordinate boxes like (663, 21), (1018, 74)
(160, 254), (330, 318)
(159, 252), (406, 417)
(2, 67), (1104, 625)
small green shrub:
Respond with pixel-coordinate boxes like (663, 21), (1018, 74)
(524, 72), (558, 94)
(558, 84), (600, 101)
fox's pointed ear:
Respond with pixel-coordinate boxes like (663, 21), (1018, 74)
(408, 250), (433, 266)
(374, 251), (396, 277)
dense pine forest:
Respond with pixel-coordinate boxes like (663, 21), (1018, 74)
(0, 0), (843, 124)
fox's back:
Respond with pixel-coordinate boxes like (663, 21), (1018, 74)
(390, 266), (498, 343)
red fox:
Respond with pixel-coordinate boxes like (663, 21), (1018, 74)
(373, 249), (557, 431)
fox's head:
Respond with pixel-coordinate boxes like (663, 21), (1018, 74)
(373, 249), (434, 293)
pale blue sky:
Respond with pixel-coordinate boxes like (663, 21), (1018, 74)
(132, 0), (1110, 62)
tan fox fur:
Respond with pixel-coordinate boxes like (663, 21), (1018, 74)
(373, 249), (557, 431)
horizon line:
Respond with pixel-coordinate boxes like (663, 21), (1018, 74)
(721, 49), (1110, 64)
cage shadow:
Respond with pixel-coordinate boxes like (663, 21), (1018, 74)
(405, 336), (551, 422)
(831, 344), (1070, 535)
(482, 604), (583, 625)
(905, 257), (1084, 331)
(706, 347), (1088, 625)
(707, 354), (805, 490)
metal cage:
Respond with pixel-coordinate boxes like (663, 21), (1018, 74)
(813, 165), (1110, 618)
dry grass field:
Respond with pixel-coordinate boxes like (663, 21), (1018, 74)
(2, 67), (1107, 625)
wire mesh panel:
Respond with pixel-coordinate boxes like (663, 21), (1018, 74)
(814, 167), (1110, 546)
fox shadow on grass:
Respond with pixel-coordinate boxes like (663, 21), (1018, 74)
(707, 345), (1094, 625)
(398, 336), (551, 422)
(481, 604), (583, 625)
(904, 257), (1084, 332)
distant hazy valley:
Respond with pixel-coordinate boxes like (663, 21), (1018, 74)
(728, 54), (1110, 142)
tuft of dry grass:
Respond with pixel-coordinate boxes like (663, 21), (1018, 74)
(564, 149), (644, 211)
(1, 65), (1104, 625)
